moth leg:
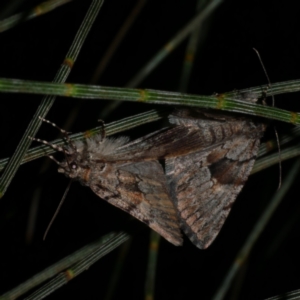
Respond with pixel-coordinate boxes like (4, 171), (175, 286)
(48, 155), (64, 166)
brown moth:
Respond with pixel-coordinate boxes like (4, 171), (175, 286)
(38, 94), (265, 249)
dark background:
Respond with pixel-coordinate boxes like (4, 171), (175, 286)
(0, 0), (300, 299)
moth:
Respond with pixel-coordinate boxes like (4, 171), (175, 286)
(36, 95), (265, 249)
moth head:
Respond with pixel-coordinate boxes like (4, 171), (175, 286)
(56, 145), (91, 182)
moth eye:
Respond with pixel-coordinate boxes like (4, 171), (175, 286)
(71, 163), (77, 170)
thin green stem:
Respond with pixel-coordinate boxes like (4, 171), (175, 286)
(258, 126), (300, 157)
(0, 0), (72, 33)
(253, 144), (300, 174)
(0, 232), (130, 300)
(91, 0), (147, 84)
(179, 0), (208, 92)
(0, 78), (300, 124)
(264, 288), (300, 300)
(125, 0), (223, 88)
(144, 232), (161, 300)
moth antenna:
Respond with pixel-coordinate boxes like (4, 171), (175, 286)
(28, 136), (65, 152)
(253, 48), (282, 189)
(38, 116), (77, 151)
(98, 119), (106, 140)
(252, 48), (274, 106)
(273, 126), (282, 189)
(43, 180), (73, 240)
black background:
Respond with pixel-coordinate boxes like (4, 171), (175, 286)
(1, 0), (300, 299)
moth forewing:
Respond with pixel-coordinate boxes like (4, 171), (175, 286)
(57, 135), (183, 246)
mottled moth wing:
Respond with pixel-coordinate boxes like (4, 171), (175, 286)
(88, 160), (183, 246)
(165, 109), (266, 249)
(57, 135), (182, 246)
